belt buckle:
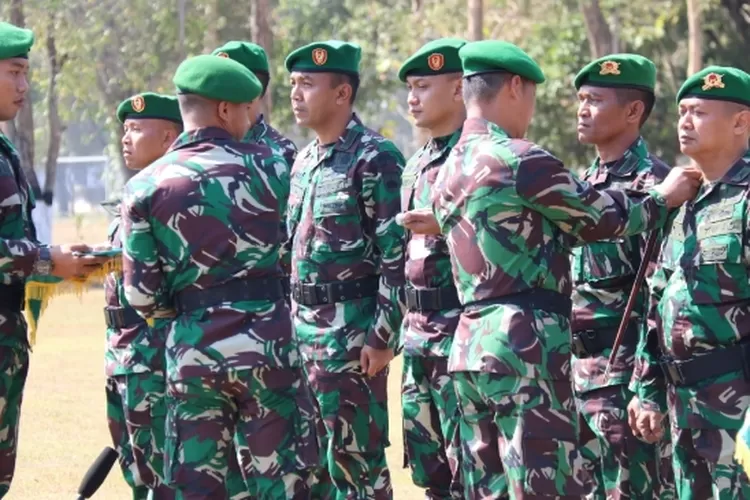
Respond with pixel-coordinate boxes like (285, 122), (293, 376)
(300, 285), (316, 305)
(571, 333), (588, 358)
(661, 359), (685, 387)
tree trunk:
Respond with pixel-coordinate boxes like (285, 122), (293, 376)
(251, 0), (273, 116)
(579, 0), (614, 58)
(687, 0), (703, 75)
(8, 0), (40, 195)
(468, 0), (483, 41)
(719, 0), (750, 50)
(202, 0), (222, 53)
(44, 15), (67, 199)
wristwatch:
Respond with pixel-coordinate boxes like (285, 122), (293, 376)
(32, 246), (53, 276)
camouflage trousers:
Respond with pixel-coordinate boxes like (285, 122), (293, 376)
(306, 360), (392, 500)
(672, 422), (750, 500)
(577, 385), (674, 500)
(0, 345), (28, 499)
(106, 371), (175, 500)
(164, 367), (319, 500)
(453, 371), (588, 500)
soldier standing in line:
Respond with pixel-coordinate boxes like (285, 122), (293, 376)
(104, 92), (182, 500)
(404, 40), (701, 499)
(630, 66), (750, 500)
(0, 21), (108, 498)
(285, 40), (406, 499)
(397, 37), (507, 500)
(121, 54), (318, 500)
(570, 54), (675, 499)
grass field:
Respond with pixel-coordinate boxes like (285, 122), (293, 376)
(7, 215), (420, 499)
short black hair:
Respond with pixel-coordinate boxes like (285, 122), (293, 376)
(461, 71), (535, 104)
(614, 88), (655, 127)
(330, 73), (360, 104)
(254, 71), (270, 97)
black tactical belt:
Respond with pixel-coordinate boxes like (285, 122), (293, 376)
(281, 275), (291, 305)
(405, 285), (461, 312)
(0, 283), (24, 313)
(291, 276), (379, 306)
(103, 306), (144, 329)
(174, 276), (285, 314)
(571, 323), (639, 359)
(463, 288), (572, 318)
(660, 341), (750, 387)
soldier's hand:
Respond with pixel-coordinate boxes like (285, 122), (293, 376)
(399, 209), (441, 235)
(50, 244), (111, 280)
(635, 408), (665, 444)
(652, 166), (702, 208)
(627, 396), (640, 437)
(360, 346), (394, 377)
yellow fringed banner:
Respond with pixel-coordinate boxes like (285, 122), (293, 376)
(735, 409), (750, 478)
(24, 255), (123, 346)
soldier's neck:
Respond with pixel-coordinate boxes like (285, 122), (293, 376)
(428, 111), (466, 139)
(692, 144), (747, 181)
(595, 130), (639, 164)
(315, 111), (351, 145)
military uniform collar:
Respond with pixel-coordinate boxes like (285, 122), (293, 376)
(592, 137), (648, 178)
(318, 113), (363, 153)
(713, 150), (750, 186)
(246, 114), (269, 143)
(171, 127), (235, 151)
(430, 127), (462, 152)
(462, 117), (510, 139)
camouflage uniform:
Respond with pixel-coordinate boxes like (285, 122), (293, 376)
(0, 133), (35, 498)
(401, 128), (505, 499)
(571, 138), (674, 499)
(103, 199), (176, 500)
(631, 152), (750, 500)
(121, 127), (318, 499)
(287, 114), (406, 499)
(432, 117), (669, 500)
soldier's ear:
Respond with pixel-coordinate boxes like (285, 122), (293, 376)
(335, 83), (352, 106)
(453, 77), (463, 102)
(735, 108), (750, 137)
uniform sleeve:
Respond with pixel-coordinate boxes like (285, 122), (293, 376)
(361, 149), (407, 351)
(515, 149), (669, 242)
(272, 156), (292, 276)
(0, 162), (40, 280)
(120, 188), (171, 319)
(629, 233), (669, 413)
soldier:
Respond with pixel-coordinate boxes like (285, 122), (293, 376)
(104, 92), (182, 500)
(285, 40), (406, 499)
(404, 40), (700, 499)
(630, 66), (750, 500)
(0, 22), (108, 498)
(570, 54), (674, 499)
(210, 41), (297, 173)
(398, 38), (506, 500)
(120, 54), (318, 500)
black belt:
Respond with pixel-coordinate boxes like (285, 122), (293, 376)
(174, 276), (285, 314)
(660, 341), (750, 387)
(282, 275), (291, 305)
(463, 288), (572, 317)
(571, 323), (639, 358)
(405, 285), (461, 312)
(0, 283), (24, 313)
(291, 276), (379, 306)
(103, 306), (144, 329)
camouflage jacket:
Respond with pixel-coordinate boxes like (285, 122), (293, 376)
(121, 127), (296, 381)
(631, 151), (750, 430)
(401, 128), (462, 358)
(244, 115), (297, 274)
(287, 114), (406, 362)
(431, 118), (669, 380)
(0, 133), (38, 347)
(571, 138), (670, 394)
(102, 199), (165, 376)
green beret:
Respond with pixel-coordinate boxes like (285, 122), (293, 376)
(116, 92), (182, 124)
(574, 53), (656, 92)
(285, 40), (361, 75)
(211, 41), (269, 74)
(458, 40), (545, 84)
(398, 38), (467, 82)
(173, 54), (262, 103)
(0, 22), (34, 60)
(676, 66), (750, 107)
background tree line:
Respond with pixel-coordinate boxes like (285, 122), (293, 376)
(1, 0), (749, 201)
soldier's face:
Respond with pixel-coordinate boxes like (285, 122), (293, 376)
(247, 97), (263, 126)
(0, 58), (29, 122)
(121, 119), (177, 170)
(576, 86), (629, 145)
(406, 74), (463, 130)
(289, 72), (338, 128)
(678, 98), (750, 157)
